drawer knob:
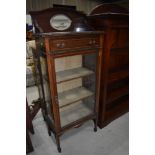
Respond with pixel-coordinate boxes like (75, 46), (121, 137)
(61, 43), (65, 48)
(56, 43), (61, 48)
(56, 42), (65, 48)
(93, 40), (96, 44)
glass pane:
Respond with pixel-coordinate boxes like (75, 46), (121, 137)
(40, 55), (54, 123)
(33, 49), (54, 124)
(55, 53), (97, 127)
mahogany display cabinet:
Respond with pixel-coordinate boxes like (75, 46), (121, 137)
(88, 4), (129, 128)
(30, 6), (103, 152)
(34, 32), (103, 152)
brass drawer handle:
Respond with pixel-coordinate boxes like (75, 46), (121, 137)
(56, 42), (65, 48)
(56, 43), (61, 48)
(89, 40), (96, 45)
(89, 40), (93, 44)
(61, 42), (65, 48)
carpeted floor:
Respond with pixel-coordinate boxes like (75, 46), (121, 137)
(27, 86), (129, 155)
(28, 110), (129, 155)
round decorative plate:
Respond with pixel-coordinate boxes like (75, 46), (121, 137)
(50, 14), (72, 31)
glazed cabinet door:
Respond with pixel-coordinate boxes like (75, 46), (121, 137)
(53, 52), (98, 128)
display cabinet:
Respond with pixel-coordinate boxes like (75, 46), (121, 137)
(34, 32), (103, 152)
(88, 3), (129, 128)
(30, 6), (103, 152)
(30, 5), (103, 152)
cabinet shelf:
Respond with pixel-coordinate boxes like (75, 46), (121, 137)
(107, 85), (129, 103)
(60, 100), (93, 127)
(105, 97), (129, 122)
(56, 67), (94, 83)
(58, 87), (94, 108)
(108, 69), (129, 83)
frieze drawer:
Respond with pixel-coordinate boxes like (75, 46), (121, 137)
(50, 37), (100, 51)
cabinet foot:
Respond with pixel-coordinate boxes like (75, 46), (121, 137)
(43, 116), (46, 121)
(30, 126), (35, 134)
(93, 118), (97, 132)
(57, 147), (61, 153)
(48, 130), (51, 136)
(94, 127), (97, 132)
(55, 134), (61, 153)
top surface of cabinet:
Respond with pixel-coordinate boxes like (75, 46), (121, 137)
(35, 31), (103, 37)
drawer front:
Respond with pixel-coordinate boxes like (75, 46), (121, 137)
(50, 37), (100, 51)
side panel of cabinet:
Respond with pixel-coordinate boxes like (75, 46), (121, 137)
(45, 38), (61, 133)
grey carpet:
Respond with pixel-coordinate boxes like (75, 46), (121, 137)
(28, 111), (129, 155)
